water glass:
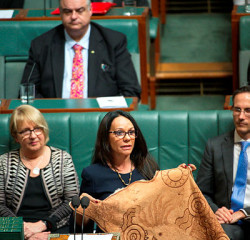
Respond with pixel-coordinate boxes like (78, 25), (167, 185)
(123, 0), (136, 16)
(20, 83), (35, 103)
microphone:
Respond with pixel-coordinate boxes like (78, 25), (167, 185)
(26, 62), (36, 104)
(80, 196), (90, 240)
(71, 195), (80, 240)
(43, 0), (46, 16)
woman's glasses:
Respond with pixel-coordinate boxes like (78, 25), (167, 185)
(109, 130), (137, 139)
(18, 127), (43, 139)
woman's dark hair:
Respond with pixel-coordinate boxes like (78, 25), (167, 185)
(92, 110), (159, 179)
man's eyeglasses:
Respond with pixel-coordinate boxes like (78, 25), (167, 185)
(18, 127), (43, 138)
(109, 130), (137, 139)
(231, 107), (250, 118)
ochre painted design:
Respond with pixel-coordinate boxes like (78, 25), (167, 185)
(75, 168), (229, 240)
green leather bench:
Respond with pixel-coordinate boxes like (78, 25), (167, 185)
(0, 110), (234, 179)
(0, 19), (141, 100)
(239, 16), (250, 87)
(23, 0), (58, 8)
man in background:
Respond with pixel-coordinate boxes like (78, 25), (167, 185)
(197, 86), (250, 240)
(21, 0), (141, 100)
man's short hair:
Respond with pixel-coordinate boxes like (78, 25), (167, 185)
(232, 85), (250, 106)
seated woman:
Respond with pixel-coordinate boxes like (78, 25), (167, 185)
(0, 105), (79, 240)
(79, 110), (195, 231)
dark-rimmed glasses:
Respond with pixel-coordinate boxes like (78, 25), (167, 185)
(18, 127), (43, 138)
(109, 130), (137, 139)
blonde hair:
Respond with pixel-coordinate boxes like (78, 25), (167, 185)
(10, 105), (49, 143)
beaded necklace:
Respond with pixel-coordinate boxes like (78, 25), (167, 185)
(114, 166), (133, 186)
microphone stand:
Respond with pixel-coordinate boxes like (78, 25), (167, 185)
(80, 197), (90, 240)
(44, 0), (46, 17)
(74, 207), (78, 240)
(26, 62), (36, 105)
(26, 83), (29, 105)
(71, 195), (80, 240)
(81, 207), (85, 240)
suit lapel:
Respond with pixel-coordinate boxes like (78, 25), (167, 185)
(88, 24), (103, 97)
(222, 131), (234, 202)
(52, 25), (65, 98)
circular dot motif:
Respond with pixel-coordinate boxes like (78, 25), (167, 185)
(161, 168), (189, 188)
(124, 224), (145, 240)
(188, 192), (209, 217)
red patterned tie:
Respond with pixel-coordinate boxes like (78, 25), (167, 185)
(71, 44), (84, 98)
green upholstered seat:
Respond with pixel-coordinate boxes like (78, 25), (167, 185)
(239, 16), (250, 87)
(0, 110), (234, 179)
(23, 0), (59, 9)
(0, 19), (141, 99)
(0, 20), (61, 99)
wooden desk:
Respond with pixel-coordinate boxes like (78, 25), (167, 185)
(0, 98), (137, 114)
(231, 5), (250, 91)
(49, 233), (119, 240)
(1, 7), (150, 105)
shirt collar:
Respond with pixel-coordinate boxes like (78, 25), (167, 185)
(64, 25), (91, 50)
(234, 130), (250, 143)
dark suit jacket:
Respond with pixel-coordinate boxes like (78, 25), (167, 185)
(21, 22), (141, 99)
(196, 130), (250, 216)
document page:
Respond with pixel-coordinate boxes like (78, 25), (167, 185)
(0, 10), (14, 19)
(68, 234), (113, 240)
(97, 96), (128, 108)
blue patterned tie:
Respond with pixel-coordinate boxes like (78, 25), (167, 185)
(231, 141), (250, 211)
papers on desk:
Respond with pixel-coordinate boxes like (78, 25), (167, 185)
(97, 96), (128, 108)
(68, 234), (113, 240)
(0, 10), (14, 19)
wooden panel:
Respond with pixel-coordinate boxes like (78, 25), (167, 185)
(156, 62), (232, 79)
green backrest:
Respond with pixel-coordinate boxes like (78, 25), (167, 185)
(0, 20), (61, 99)
(23, 0), (59, 9)
(0, 19), (140, 98)
(239, 16), (250, 87)
(0, 110), (234, 179)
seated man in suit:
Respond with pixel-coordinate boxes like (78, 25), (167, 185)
(196, 85), (250, 240)
(21, 0), (141, 100)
